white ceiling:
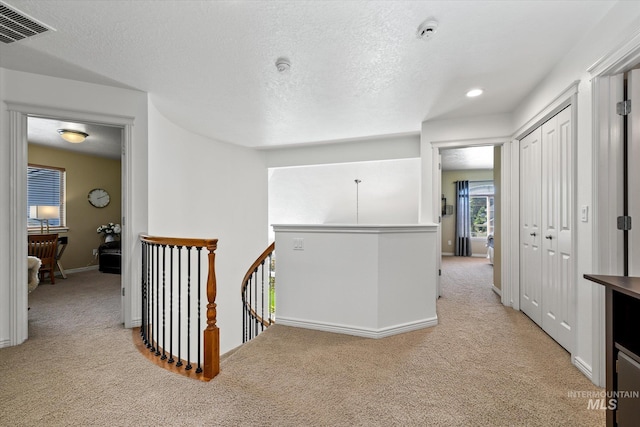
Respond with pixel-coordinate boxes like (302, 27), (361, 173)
(440, 146), (494, 171)
(1, 0), (617, 150)
(28, 117), (122, 159)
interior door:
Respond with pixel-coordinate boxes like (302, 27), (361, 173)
(520, 127), (542, 325)
(541, 106), (573, 351)
(628, 69), (640, 276)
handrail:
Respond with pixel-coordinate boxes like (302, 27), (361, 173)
(241, 242), (275, 342)
(241, 242), (275, 327)
(140, 234), (218, 250)
(137, 234), (219, 381)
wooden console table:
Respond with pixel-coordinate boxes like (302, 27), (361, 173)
(584, 274), (640, 427)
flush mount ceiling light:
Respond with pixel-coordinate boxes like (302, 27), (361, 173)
(57, 129), (89, 143)
(275, 57), (291, 72)
(416, 18), (438, 39)
(466, 88), (484, 98)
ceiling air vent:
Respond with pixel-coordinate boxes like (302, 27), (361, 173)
(0, 2), (52, 44)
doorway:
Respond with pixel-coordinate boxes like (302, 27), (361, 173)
(437, 145), (501, 297)
(7, 104), (134, 346)
(27, 115), (123, 320)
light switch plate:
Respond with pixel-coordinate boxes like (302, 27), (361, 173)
(293, 237), (304, 250)
(581, 205), (589, 222)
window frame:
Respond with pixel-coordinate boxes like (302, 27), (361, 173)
(27, 163), (67, 231)
(469, 180), (494, 239)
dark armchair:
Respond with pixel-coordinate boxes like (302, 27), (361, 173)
(99, 241), (121, 274)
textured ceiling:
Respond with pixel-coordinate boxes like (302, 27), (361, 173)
(441, 146), (494, 171)
(0, 0), (617, 149)
(28, 117), (122, 159)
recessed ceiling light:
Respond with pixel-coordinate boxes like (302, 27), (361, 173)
(466, 89), (484, 98)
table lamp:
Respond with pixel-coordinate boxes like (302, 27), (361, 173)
(29, 205), (60, 233)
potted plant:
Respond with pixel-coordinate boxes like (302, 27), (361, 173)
(97, 222), (121, 242)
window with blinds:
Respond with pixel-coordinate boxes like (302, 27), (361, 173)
(27, 164), (65, 229)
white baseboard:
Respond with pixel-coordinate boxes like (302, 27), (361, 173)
(55, 265), (99, 276)
(276, 316), (438, 339)
(0, 338), (11, 349)
(441, 252), (490, 259)
(492, 285), (502, 297)
(573, 356), (593, 382)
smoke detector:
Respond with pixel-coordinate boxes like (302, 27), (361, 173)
(416, 18), (438, 39)
(275, 57), (291, 73)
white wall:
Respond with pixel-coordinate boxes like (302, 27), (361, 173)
(147, 101), (268, 354)
(511, 2), (640, 385)
(265, 133), (419, 168)
(269, 158), (420, 235)
(0, 68), (148, 347)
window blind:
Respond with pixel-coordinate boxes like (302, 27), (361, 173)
(27, 165), (65, 228)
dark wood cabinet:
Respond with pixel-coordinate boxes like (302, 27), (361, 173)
(584, 274), (640, 427)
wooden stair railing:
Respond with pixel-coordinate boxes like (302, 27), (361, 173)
(241, 242), (275, 343)
(135, 234), (219, 381)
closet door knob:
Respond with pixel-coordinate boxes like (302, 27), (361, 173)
(545, 235), (553, 240)
(530, 232), (536, 236)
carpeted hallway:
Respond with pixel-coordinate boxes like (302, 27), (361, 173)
(0, 258), (604, 426)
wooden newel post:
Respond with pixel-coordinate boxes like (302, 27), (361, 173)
(203, 240), (219, 380)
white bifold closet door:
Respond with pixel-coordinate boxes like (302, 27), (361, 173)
(520, 105), (573, 352)
(520, 126), (542, 325)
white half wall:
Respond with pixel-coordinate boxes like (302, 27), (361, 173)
(147, 100), (268, 354)
(274, 224), (438, 338)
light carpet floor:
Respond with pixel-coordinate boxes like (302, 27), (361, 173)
(0, 258), (604, 426)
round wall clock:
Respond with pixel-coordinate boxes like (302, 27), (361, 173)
(88, 188), (110, 208)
